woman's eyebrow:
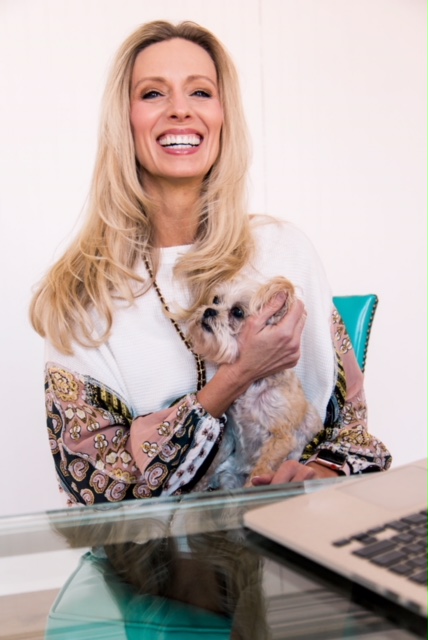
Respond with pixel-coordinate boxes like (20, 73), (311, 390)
(132, 74), (217, 93)
(133, 76), (165, 92)
(186, 74), (218, 87)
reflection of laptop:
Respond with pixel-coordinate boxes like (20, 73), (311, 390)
(244, 458), (427, 618)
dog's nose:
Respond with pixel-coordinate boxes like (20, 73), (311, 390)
(203, 308), (217, 319)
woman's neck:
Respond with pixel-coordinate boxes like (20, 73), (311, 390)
(147, 181), (201, 247)
(154, 207), (198, 247)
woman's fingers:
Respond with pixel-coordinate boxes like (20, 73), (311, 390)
(250, 460), (340, 487)
(229, 295), (308, 387)
(281, 297), (307, 333)
(252, 292), (288, 331)
(251, 461), (317, 486)
(251, 473), (274, 486)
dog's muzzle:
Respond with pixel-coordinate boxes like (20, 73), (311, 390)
(202, 307), (217, 333)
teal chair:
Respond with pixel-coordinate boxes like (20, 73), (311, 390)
(332, 294), (378, 372)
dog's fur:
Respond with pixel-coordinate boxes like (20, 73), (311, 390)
(187, 276), (323, 491)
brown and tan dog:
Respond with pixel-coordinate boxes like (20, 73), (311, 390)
(187, 276), (323, 490)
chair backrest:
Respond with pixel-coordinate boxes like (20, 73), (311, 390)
(332, 294), (378, 372)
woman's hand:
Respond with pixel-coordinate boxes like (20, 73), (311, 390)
(251, 460), (340, 485)
(232, 293), (307, 386)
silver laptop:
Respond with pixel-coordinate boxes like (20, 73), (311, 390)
(244, 458), (427, 617)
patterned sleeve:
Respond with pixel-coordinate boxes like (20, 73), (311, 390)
(300, 308), (392, 474)
(45, 363), (225, 506)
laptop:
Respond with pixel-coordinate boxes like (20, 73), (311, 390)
(244, 458), (427, 619)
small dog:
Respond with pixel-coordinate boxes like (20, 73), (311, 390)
(187, 276), (323, 491)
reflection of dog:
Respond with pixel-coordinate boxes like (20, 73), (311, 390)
(187, 276), (323, 491)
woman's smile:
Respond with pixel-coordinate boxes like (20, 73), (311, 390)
(157, 128), (203, 153)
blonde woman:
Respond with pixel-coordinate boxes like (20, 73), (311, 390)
(31, 21), (391, 506)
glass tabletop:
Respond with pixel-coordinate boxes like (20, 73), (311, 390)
(0, 478), (331, 557)
(0, 480), (425, 639)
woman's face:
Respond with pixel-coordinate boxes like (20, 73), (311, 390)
(130, 38), (224, 191)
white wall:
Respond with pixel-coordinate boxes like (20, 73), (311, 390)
(0, 0), (426, 516)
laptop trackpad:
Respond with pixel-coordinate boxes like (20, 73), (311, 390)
(340, 466), (427, 512)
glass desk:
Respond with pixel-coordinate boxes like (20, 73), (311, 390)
(0, 479), (425, 639)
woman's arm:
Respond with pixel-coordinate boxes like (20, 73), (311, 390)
(45, 364), (226, 504)
(303, 306), (392, 474)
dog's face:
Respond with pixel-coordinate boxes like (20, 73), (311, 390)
(187, 276), (296, 365)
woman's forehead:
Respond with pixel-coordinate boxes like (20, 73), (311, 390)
(132, 38), (218, 85)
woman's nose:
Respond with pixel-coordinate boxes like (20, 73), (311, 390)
(167, 91), (192, 120)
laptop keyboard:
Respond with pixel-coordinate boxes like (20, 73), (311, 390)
(333, 509), (427, 585)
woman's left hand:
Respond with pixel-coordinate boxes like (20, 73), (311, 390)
(251, 459), (340, 485)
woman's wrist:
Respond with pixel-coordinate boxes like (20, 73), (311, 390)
(305, 461), (341, 479)
(196, 363), (251, 418)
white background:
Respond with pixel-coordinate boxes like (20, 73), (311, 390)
(0, 0), (426, 517)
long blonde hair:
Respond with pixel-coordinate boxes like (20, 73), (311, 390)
(30, 21), (253, 354)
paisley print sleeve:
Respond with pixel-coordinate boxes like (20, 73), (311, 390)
(300, 308), (392, 474)
(129, 395), (227, 496)
(46, 364), (226, 505)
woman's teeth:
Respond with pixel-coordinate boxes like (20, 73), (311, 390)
(158, 134), (202, 148)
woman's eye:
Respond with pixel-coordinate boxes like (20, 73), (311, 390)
(192, 90), (211, 98)
(142, 90), (162, 100)
(231, 306), (244, 319)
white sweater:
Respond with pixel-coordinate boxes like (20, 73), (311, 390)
(45, 218), (335, 422)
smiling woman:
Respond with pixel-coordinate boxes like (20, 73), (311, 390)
(29, 20), (391, 507)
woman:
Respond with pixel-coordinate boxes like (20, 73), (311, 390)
(30, 20), (391, 506)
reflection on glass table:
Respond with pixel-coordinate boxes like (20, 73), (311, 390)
(0, 480), (425, 639)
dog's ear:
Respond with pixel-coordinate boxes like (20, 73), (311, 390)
(249, 277), (296, 317)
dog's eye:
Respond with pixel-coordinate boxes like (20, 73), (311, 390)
(231, 306), (244, 319)
(213, 296), (220, 305)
